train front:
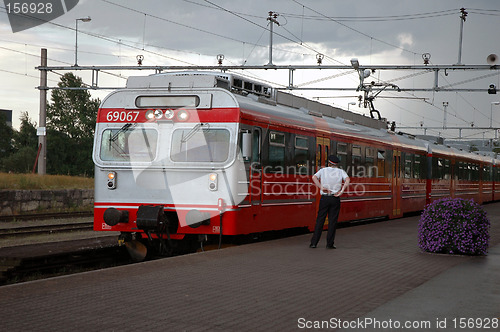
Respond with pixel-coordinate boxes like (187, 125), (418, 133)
(92, 73), (247, 259)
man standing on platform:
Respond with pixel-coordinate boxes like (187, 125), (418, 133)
(310, 155), (350, 249)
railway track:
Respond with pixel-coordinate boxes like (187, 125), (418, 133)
(0, 222), (94, 239)
(0, 211), (93, 222)
(0, 212), (127, 285)
(0, 241), (130, 285)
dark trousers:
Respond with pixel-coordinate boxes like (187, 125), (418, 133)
(310, 195), (341, 247)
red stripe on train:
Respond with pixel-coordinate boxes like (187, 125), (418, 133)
(97, 108), (240, 123)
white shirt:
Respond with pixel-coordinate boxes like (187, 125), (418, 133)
(314, 167), (349, 194)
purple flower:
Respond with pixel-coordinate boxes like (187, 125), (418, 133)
(418, 198), (490, 255)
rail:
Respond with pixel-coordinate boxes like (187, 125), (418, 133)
(0, 211), (93, 222)
(0, 222), (94, 239)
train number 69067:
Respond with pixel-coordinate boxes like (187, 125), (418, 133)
(106, 111), (140, 122)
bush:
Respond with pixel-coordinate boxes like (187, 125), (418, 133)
(418, 198), (490, 255)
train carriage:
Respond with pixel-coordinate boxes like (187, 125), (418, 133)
(92, 71), (498, 258)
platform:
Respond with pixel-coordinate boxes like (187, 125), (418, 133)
(1, 203), (499, 331)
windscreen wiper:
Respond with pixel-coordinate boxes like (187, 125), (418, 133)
(181, 123), (209, 143)
(111, 123), (133, 142)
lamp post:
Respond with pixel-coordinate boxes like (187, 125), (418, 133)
(75, 16), (91, 66)
(348, 102), (356, 111)
(491, 101), (500, 128)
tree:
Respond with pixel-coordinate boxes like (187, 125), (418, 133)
(1, 112), (37, 173)
(47, 73), (99, 140)
(13, 112), (37, 151)
(0, 112), (14, 171)
(46, 73), (100, 176)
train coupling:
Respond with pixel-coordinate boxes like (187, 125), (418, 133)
(118, 232), (148, 262)
(118, 232), (134, 246)
(136, 205), (167, 230)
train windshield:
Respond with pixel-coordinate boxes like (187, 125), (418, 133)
(171, 128), (230, 162)
(100, 127), (158, 162)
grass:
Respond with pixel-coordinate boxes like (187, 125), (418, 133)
(0, 173), (94, 190)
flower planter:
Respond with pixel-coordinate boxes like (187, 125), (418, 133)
(418, 198), (490, 255)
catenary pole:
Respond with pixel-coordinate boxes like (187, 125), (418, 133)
(37, 48), (47, 175)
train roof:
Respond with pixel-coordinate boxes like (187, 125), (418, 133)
(124, 71), (498, 164)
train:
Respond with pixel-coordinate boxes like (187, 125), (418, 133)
(92, 71), (499, 259)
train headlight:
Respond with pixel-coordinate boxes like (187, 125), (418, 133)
(177, 110), (189, 121)
(145, 110), (155, 121)
(164, 109), (174, 120)
(154, 109), (163, 119)
(208, 173), (218, 191)
(107, 171), (116, 190)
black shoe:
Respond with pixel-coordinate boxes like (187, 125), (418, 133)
(326, 245), (337, 249)
(309, 244), (317, 248)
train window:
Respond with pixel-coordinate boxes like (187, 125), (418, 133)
(444, 159), (451, 180)
(268, 132), (286, 171)
(295, 136), (309, 175)
(432, 158), (443, 179)
(414, 154), (424, 179)
(252, 129), (261, 165)
(135, 95), (200, 108)
(270, 132), (285, 145)
(337, 143), (348, 170)
(377, 150), (385, 177)
(233, 78), (243, 89)
(352, 146), (361, 157)
(404, 154), (412, 178)
(458, 161), (467, 180)
(171, 129), (230, 162)
(473, 163), (480, 181)
(433, 158), (451, 180)
(365, 148), (375, 177)
(352, 145), (362, 177)
(465, 163), (471, 181)
(295, 136), (308, 149)
(337, 143), (347, 154)
(100, 128), (158, 162)
(244, 81), (253, 91)
(316, 144), (322, 171)
(483, 166), (492, 181)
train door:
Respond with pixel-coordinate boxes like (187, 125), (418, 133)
(249, 128), (262, 215)
(315, 137), (330, 225)
(392, 150), (402, 217)
(316, 137), (330, 172)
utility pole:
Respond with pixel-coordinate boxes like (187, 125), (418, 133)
(37, 48), (47, 175)
(457, 8), (468, 65)
(442, 101), (449, 129)
(266, 11), (279, 66)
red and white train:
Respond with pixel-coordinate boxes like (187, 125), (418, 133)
(92, 71), (499, 258)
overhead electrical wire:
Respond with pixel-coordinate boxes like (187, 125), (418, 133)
(1, 1), (496, 135)
(291, 0), (420, 56)
(438, 71), (500, 126)
(273, 9), (458, 22)
(185, 0), (459, 22)
(283, 1), (494, 131)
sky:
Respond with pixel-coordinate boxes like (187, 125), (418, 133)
(1, 0), (500, 140)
